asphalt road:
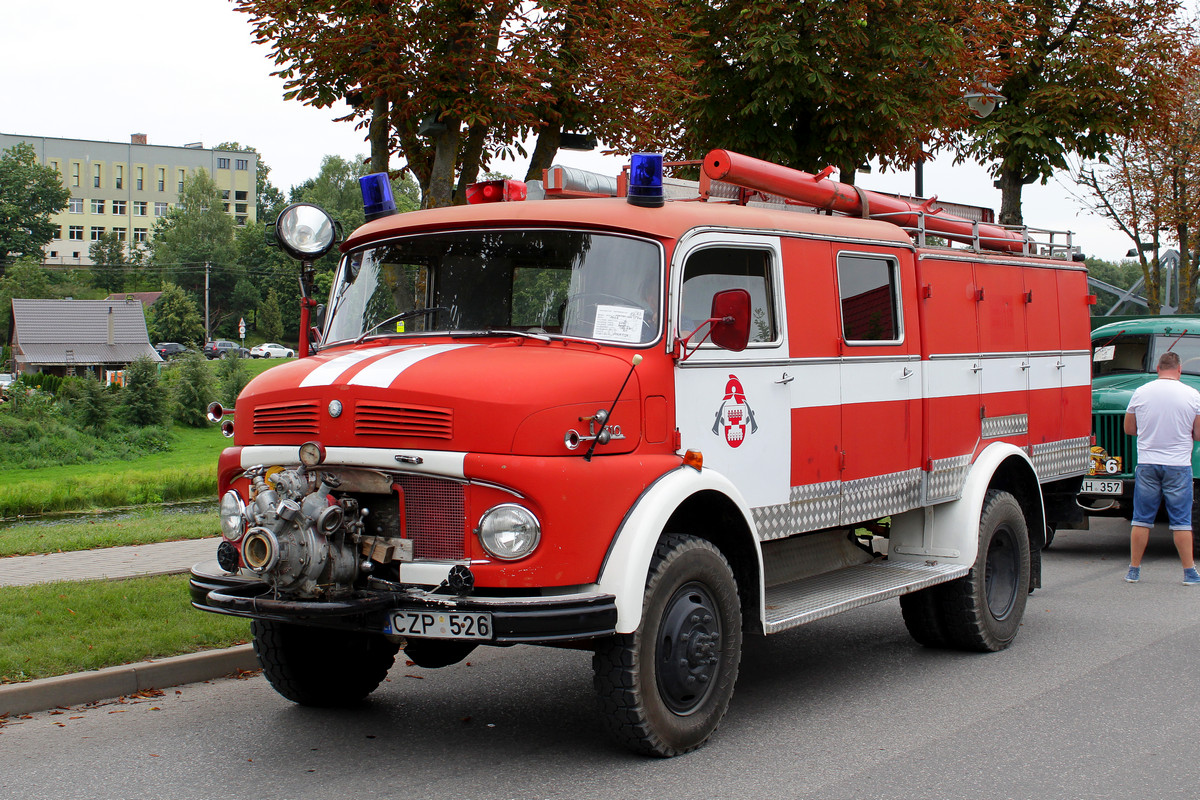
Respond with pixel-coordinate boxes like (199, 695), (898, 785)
(1, 516), (1197, 800)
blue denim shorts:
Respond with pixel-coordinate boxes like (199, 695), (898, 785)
(1132, 464), (1194, 530)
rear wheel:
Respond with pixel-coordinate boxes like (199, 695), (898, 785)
(252, 620), (399, 707)
(593, 534), (742, 757)
(938, 490), (1031, 652)
(899, 586), (949, 648)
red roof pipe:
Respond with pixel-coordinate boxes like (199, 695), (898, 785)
(702, 149), (1031, 254)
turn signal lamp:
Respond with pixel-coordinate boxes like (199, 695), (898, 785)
(627, 153), (664, 208)
(360, 173), (397, 221)
(683, 449), (703, 472)
(466, 179), (528, 204)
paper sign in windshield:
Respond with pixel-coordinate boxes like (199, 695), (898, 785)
(594, 305), (646, 343)
(1093, 345), (1115, 362)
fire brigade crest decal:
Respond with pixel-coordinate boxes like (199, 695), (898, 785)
(712, 374), (758, 447)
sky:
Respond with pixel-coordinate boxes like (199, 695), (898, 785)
(1, 0), (1137, 262)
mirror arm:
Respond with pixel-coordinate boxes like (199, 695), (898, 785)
(677, 316), (729, 362)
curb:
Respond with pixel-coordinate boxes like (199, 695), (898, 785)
(0, 644), (260, 717)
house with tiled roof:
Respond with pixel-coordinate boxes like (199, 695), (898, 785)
(7, 297), (161, 377)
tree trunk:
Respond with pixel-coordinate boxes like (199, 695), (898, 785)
(525, 125), (563, 182)
(997, 167), (1024, 227)
(1177, 224), (1195, 314)
(369, 94), (390, 175)
(453, 123), (490, 204)
(425, 120), (461, 209)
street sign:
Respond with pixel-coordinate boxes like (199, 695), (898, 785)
(239, 317), (246, 341)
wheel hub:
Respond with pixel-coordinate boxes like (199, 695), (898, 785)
(985, 524), (1019, 619)
(656, 582), (722, 715)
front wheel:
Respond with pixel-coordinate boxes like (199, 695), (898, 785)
(252, 620), (400, 707)
(592, 534), (742, 757)
(938, 490), (1031, 652)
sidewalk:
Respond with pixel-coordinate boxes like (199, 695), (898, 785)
(0, 537), (259, 716)
(0, 537), (222, 587)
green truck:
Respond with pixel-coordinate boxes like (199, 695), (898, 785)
(1075, 316), (1200, 555)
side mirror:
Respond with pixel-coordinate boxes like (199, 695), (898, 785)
(708, 289), (751, 352)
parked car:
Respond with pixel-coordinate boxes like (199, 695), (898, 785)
(250, 342), (295, 359)
(155, 342), (189, 359)
(204, 340), (250, 359)
(1075, 316), (1200, 556)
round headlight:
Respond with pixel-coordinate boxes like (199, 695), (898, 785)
(219, 490), (246, 541)
(275, 203), (338, 262)
(477, 504), (541, 561)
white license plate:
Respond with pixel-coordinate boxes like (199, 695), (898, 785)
(389, 611), (492, 640)
(1082, 479), (1124, 495)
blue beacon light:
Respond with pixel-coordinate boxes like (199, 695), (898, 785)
(627, 153), (664, 208)
(360, 173), (398, 221)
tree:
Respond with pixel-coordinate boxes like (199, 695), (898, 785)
(147, 281), (205, 346)
(149, 169), (239, 333)
(258, 287), (284, 342)
(120, 355), (168, 427)
(0, 257), (54, 333)
(173, 351), (216, 427)
(233, 0), (694, 207)
(88, 231), (128, 294)
(960, 0), (1191, 225)
(0, 142), (69, 275)
(216, 351), (251, 406)
(683, 0), (1004, 181)
(231, 277), (261, 330)
(1074, 46), (1200, 314)
(73, 375), (112, 431)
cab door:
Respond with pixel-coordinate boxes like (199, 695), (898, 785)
(672, 233), (792, 534)
(835, 248), (923, 522)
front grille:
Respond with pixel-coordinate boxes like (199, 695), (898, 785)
(396, 474), (465, 559)
(253, 401), (320, 435)
(1093, 412), (1136, 474)
(355, 402), (453, 439)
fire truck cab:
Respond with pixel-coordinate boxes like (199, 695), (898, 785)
(191, 151), (1092, 757)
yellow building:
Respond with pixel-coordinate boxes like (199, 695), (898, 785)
(0, 132), (258, 267)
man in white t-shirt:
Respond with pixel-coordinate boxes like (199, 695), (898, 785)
(1123, 350), (1200, 585)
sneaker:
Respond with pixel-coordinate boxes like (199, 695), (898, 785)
(1184, 568), (1200, 586)
(1125, 566), (1141, 583)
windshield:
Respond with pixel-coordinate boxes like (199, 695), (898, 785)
(1092, 333), (1200, 377)
(323, 229), (662, 346)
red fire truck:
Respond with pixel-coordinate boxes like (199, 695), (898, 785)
(191, 150), (1092, 756)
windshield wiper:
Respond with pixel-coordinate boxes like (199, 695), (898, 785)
(450, 329), (552, 342)
(355, 307), (449, 343)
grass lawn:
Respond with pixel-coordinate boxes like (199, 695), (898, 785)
(0, 424), (228, 518)
(0, 505), (219, 557)
(0, 575), (250, 684)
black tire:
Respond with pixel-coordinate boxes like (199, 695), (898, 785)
(592, 534), (742, 757)
(1043, 525), (1056, 550)
(251, 620), (400, 707)
(899, 586), (950, 648)
(939, 490), (1031, 652)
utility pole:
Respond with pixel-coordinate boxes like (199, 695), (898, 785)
(204, 261), (210, 342)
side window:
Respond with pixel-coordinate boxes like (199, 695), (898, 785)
(838, 253), (900, 343)
(680, 248), (776, 344)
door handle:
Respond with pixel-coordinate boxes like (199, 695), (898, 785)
(900, 367), (914, 380)
(776, 372), (794, 385)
